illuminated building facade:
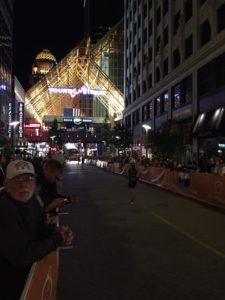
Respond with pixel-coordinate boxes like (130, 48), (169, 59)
(25, 20), (124, 130)
(0, 0), (13, 143)
(30, 49), (57, 86)
(124, 0), (225, 158)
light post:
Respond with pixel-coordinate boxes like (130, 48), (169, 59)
(115, 135), (120, 156)
(49, 135), (56, 146)
(10, 121), (20, 156)
(142, 124), (151, 158)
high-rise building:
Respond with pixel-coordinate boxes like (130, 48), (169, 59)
(124, 0), (225, 159)
(0, 0), (14, 143)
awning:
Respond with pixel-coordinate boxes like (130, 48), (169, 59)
(191, 107), (225, 137)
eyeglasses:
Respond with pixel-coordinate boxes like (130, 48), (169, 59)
(10, 175), (36, 183)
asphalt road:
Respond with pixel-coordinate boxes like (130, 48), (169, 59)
(57, 162), (225, 300)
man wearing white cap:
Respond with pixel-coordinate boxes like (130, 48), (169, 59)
(0, 160), (74, 299)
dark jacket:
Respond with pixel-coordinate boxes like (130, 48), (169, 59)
(0, 190), (63, 299)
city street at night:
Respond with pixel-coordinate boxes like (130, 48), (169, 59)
(57, 163), (225, 300)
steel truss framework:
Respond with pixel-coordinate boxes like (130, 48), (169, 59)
(25, 20), (124, 124)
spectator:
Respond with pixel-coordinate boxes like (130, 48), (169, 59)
(0, 160), (74, 299)
(37, 158), (77, 213)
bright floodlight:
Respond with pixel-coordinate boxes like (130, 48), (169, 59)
(142, 124), (151, 130)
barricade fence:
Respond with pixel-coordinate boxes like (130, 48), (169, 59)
(88, 159), (225, 210)
(20, 214), (60, 300)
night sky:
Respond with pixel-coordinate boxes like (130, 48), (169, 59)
(13, 0), (124, 91)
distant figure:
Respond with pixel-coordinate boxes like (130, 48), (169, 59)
(128, 161), (138, 204)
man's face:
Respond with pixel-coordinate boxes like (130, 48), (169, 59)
(5, 174), (36, 202)
(45, 168), (62, 183)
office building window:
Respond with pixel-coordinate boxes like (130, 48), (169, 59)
(172, 83), (182, 108)
(173, 48), (181, 68)
(138, 14), (141, 27)
(199, 0), (206, 6)
(149, 46), (152, 62)
(143, 3), (147, 18)
(174, 11), (181, 34)
(184, 75), (192, 104)
(217, 3), (225, 32)
(185, 34), (193, 58)
(143, 80), (147, 94)
(148, 74), (152, 88)
(201, 20), (211, 46)
(156, 36), (161, 52)
(162, 91), (169, 112)
(137, 85), (140, 97)
(164, 58), (168, 76)
(163, 0), (168, 15)
(138, 38), (141, 51)
(155, 96), (162, 116)
(185, 0), (192, 22)
(148, 20), (152, 37)
(143, 28), (147, 44)
(163, 26), (168, 46)
(133, 0), (137, 12)
(156, 6), (161, 25)
(155, 67), (161, 83)
(142, 104), (147, 121)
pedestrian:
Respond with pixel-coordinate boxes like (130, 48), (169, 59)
(128, 160), (138, 204)
(0, 159), (74, 299)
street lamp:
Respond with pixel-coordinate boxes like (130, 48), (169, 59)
(142, 124), (151, 158)
(49, 135), (56, 146)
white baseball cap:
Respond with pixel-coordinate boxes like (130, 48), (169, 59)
(6, 160), (36, 179)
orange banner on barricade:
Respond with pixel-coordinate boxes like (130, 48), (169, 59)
(109, 162), (225, 210)
(139, 167), (225, 210)
(20, 250), (59, 300)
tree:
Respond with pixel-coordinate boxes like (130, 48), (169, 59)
(148, 121), (183, 160)
(109, 123), (133, 155)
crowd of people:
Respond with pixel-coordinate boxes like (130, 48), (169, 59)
(0, 154), (77, 299)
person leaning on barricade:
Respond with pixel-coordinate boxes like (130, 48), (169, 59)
(36, 158), (78, 215)
(0, 160), (74, 300)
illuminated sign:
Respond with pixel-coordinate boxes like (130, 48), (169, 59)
(24, 99), (42, 124)
(73, 118), (82, 125)
(48, 84), (106, 98)
(18, 102), (24, 138)
(0, 84), (6, 91)
(24, 123), (41, 128)
(218, 144), (225, 148)
(63, 117), (92, 124)
(63, 118), (73, 123)
(8, 102), (12, 138)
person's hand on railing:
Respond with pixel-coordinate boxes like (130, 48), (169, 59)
(66, 194), (79, 205)
(45, 198), (65, 212)
(57, 225), (74, 246)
